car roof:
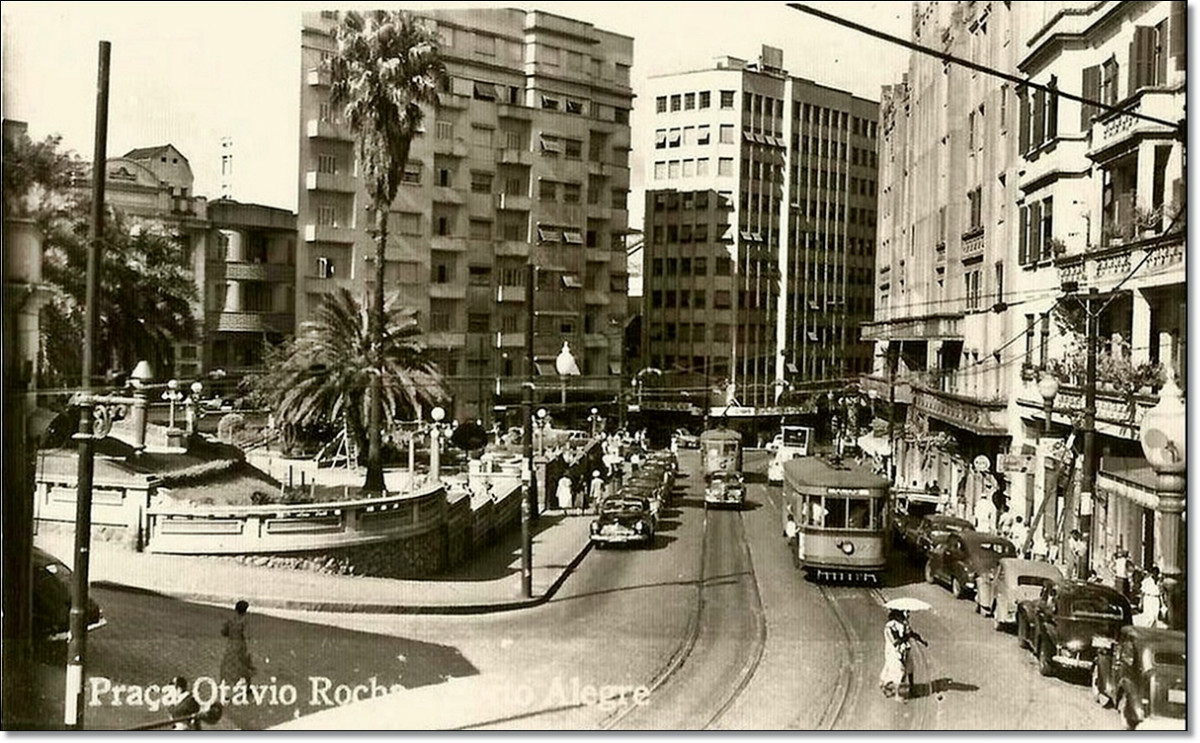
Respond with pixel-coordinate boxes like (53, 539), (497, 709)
(1058, 580), (1129, 601)
(924, 515), (972, 527)
(32, 547), (67, 570)
(998, 558), (1063, 578)
(1119, 625), (1186, 649)
(960, 532), (1015, 547)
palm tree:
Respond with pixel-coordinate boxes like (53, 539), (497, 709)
(255, 287), (444, 461)
(328, 10), (446, 493)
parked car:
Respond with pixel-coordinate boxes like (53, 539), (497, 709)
(1092, 626), (1185, 729)
(1017, 580), (1133, 678)
(33, 547), (105, 644)
(590, 497), (655, 547)
(925, 531), (1017, 598)
(908, 514), (974, 558)
(704, 470), (746, 510)
(673, 429), (700, 450)
(977, 557), (1063, 629)
(892, 490), (942, 548)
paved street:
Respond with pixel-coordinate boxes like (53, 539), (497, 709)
(19, 450), (1131, 730)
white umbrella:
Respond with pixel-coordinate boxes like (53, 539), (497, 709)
(884, 597), (932, 612)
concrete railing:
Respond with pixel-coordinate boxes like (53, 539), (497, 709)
(34, 473), (158, 543)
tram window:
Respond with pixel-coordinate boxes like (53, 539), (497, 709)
(847, 499), (870, 529)
(801, 496), (826, 526)
(872, 498), (887, 529)
(825, 498), (849, 528)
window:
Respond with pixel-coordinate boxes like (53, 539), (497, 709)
(694, 257), (707, 276)
(699, 91), (711, 109)
(965, 269), (982, 310)
(656, 96), (668, 113)
(317, 205), (337, 226)
(437, 167), (453, 187)
(714, 290), (732, 309)
(693, 290), (706, 308)
(1102, 57), (1120, 106)
(670, 94), (681, 112)
(539, 180), (557, 202)
(1130, 23), (1169, 92)
(472, 81), (498, 101)
(966, 187), (983, 232)
(716, 257), (731, 276)
(682, 160), (695, 178)
(468, 313), (490, 333)
(394, 211), (421, 236)
(402, 160), (422, 184)
(655, 129), (668, 149)
(469, 219), (491, 240)
(317, 154), (337, 174)
(563, 182), (581, 204)
(668, 129), (682, 147)
(1040, 197), (1054, 260)
(714, 323), (730, 342)
(436, 121), (454, 140)
(317, 256), (335, 278)
(472, 126), (492, 147)
(504, 130), (522, 150)
(995, 262), (1005, 303)
(720, 124), (735, 143)
(564, 138), (582, 159)
(697, 125), (711, 145)
(720, 90), (735, 109)
(684, 92), (695, 110)
(718, 158), (733, 176)
(697, 158), (710, 176)
(470, 171), (493, 193)
(539, 134), (561, 154)
(654, 161), (666, 180)
(565, 99), (583, 115)
(541, 95), (560, 111)
(668, 161), (681, 179)
(432, 258), (455, 284)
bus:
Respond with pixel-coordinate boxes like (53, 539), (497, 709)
(767, 425), (814, 483)
(781, 456), (891, 582)
(699, 427), (742, 478)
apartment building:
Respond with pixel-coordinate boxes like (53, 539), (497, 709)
(642, 46), (878, 419)
(298, 9), (633, 424)
(1008, 0), (1186, 579)
(865, 1), (1185, 585)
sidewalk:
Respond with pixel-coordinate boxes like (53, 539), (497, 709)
(34, 512), (593, 614)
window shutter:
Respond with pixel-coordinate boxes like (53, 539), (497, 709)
(1155, 20), (1168, 85)
(1130, 26), (1156, 93)
(1032, 88), (1046, 149)
(1018, 87), (1030, 153)
(1047, 77), (1059, 140)
(1081, 66), (1101, 129)
(1019, 205), (1028, 265)
(1030, 201), (1043, 262)
(1170, 1), (1187, 71)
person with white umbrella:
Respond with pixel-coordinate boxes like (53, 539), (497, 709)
(879, 598), (929, 702)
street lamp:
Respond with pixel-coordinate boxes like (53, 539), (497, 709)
(128, 360), (154, 451)
(162, 379), (183, 431)
(430, 406), (447, 482)
(185, 381), (203, 435)
(536, 408), (548, 457)
(555, 341), (581, 406)
(1038, 372), (1060, 436)
(1139, 373), (1186, 629)
(588, 407), (601, 437)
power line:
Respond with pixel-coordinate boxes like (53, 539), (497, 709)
(786, 3), (1182, 132)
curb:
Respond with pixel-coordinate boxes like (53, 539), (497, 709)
(91, 540), (594, 615)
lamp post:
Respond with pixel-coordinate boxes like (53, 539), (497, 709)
(1139, 374), (1186, 630)
(555, 341), (580, 406)
(162, 379), (183, 431)
(536, 408), (548, 457)
(588, 407), (601, 437)
(1038, 373), (1060, 436)
(128, 361), (154, 452)
(185, 381), (203, 436)
(429, 406), (446, 482)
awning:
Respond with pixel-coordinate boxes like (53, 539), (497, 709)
(562, 230), (583, 244)
(538, 135), (561, 153)
(856, 433), (892, 459)
(473, 81), (498, 100)
(561, 274), (583, 288)
(537, 227), (561, 242)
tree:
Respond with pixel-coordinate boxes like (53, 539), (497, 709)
(39, 207), (198, 391)
(328, 9), (447, 494)
(2, 129), (78, 220)
(252, 287), (445, 461)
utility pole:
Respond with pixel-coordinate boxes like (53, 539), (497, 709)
(1079, 287), (1099, 575)
(887, 343), (897, 484)
(66, 40), (110, 731)
(521, 262), (536, 598)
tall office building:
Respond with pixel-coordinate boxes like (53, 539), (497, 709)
(642, 46), (879, 418)
(298, 9), (633, 423)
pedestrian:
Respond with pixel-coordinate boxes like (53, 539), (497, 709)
(167, 676), (201, 730)
(220, 600), (255, 687)
(879, 609), (927, 702)
(1112, 549), (1132, 600)
(784, 512), (799, 568)
(556, 475), (573, 510)
(1031, 529), (1050, 562)
(1134, 567), (1163, 628)
(997, 506), (1014, 539)
(1066, 529), (1087, 579)
(588, 470), (604, 510)
(973, 494), (997, 533)
(1009, 516), (1030, 557)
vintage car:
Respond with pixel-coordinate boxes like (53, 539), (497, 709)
(704, 470), (745, 509)
(892, 490), (942, 548)
(977, 558), (1064, 629)
(672, 429), (700, 450)
(925, 531), (1017, 599)
(33, 547), (105, 644)
(1092, 626), (1185, 729)
(590, 497), (655, 547)
(1017, 580), (1133, 677)
(908, 514), (974, 558)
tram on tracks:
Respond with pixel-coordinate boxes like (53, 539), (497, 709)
(781, 456), (891, 582)
(699, 427), (743, 477)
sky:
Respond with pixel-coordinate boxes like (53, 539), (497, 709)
(2, 1), (911, 222)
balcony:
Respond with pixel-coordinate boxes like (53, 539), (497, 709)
(538, 202), (584, 225)
(584, 247), (611, 263)
(495, 332), (525, 349)
(912, 384), (1007, 437)
(859, 313), (963, 343)
(1016, 380), (1165, 442)
(1089, 90), (1184, 160)
(430, 235), (467, 252)
(496, 104), (532, 121)
(437, 92), (470, 110)
(306, 68), (331, 87)
(303, 276), (337, 295)
(584, 290), (609, 306)
(494, 241), (530, 258)
(209, 311), (294, 335)
(304, 224), (357, 244)
(1055, 231), (1184, 293)
(219, 261), (294, 283)
(426, 332), (467, 349)
(587, 160), (612, 177)
(961, 228), (985, 260)
(305, 171), (357, 194)
(432, 186), (464, 205)
(498, 149), (532, 166)
(494, 193), (532, 211)
(496, 285), (526, 303)
(858, 374), (914, 406)
(306, 119), (352, 141)
(428, 283), (466, 300)
(432, 139), (468, 158)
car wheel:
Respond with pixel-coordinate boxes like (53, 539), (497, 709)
(1118, 691), (1140, 730)
(952, 576), (965, 599)
(1037, 640), (1056, 677)
(1091, 666), (1111, 708)
(924, 561), (935, 585)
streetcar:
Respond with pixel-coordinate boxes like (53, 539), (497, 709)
(767, 424), (814, 484)
(781, 456), (891, 582)
(699, 427), (742, 478)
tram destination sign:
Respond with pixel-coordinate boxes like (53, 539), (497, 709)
(827, 487), (871, 496)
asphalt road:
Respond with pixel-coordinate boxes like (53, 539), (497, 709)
(18, 449), (1133, 730)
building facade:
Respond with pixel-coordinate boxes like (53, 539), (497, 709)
(642, 47), (879, 419)
(865, 1), (1185, 589)
(298, 9), (633, 424)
